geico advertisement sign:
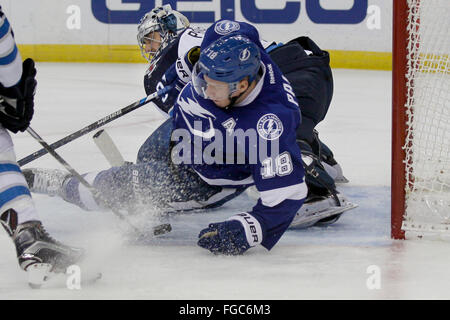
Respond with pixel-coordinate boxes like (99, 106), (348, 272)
(91, 0), (369, 25)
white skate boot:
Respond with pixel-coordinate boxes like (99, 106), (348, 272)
(1, 209), (84, 288)
(22, 168), (70, 197)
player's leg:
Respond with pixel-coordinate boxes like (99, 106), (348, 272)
(294, 142), (356, 227)
(0, 127), (82, 273)
(24, 119), (174, 211)
(137, 118), (247, 211)
(137, 118), (173, 163)
(24, 116), (245, 212)
(269, 37), (347, 183)
(310, 132), (348, 183)
(24, 157), (245, 214)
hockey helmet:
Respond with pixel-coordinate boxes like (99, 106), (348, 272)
(137, 5), (190, 62)
(192, 34), (261, 100)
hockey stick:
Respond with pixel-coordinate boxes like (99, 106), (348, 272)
(25, 126), (171, 236)
(93, 129), (127, 167)
(18, 85), (172, 167)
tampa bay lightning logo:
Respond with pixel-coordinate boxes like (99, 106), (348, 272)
(214, 20), (240, 35)
(257, 114), (284, 140)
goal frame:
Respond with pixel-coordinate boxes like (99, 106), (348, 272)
(391, 0), (409, 240)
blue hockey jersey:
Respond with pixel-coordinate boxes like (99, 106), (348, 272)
(171, 20), (307, 250)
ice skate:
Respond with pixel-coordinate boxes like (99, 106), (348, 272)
(22, 168), (70, 197)
(1, 209), (85, 288)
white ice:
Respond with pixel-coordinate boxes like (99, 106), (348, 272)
(1, 64), (450, 299)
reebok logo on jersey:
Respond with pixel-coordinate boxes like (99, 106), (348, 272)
(267, 64), (276, 84)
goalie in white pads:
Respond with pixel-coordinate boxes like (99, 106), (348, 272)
(0, 7), (83, 287)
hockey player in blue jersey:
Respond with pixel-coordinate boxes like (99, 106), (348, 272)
(177, 26), (308, 253)
(135, 6), (347, 197)
(23, 19), (356, 254)
(0, 7), (82, 283)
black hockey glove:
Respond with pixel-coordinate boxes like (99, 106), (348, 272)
(0, 58), (37, 133)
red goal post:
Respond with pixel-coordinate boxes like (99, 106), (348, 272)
(391, 0), (450, 240)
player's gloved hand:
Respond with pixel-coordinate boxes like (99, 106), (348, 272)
(161, 46), (200, 101)
(197, 220), (251, 255)
(0, 58), (37, 133)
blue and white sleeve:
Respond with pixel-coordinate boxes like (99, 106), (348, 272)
(229, 112), (307, 250)
(0, 8), (22, 88)
(0, 8), (38, 224)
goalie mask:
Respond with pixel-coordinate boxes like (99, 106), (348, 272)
(137, 5), (190, 62)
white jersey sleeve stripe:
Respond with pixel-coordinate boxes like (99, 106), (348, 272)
(0, 51), (21, 87)
(0, 15), (10, 38)
(0, 171), (30, 193)
(259, 182), (308, 207)
(227, 212), (263, 247)
(0, 30), (15, 54)
(0, 194), (37, 224)
(177, 27), (204, 58)
(0, 15), (21, 87)
(77, 172), (102, 211)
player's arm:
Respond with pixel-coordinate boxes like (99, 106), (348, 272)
(198, 111), (307, 255)
(0, 8), (37, 133)
(145, 28), (203, 117)
(161, 45), (200, 97)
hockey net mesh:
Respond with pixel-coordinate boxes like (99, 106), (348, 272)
(402, 0), (450, 237)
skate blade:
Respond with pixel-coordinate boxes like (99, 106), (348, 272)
(27, 263), (102, 289)
(289, 202), (358, 229)
(28, 263), (53, 289)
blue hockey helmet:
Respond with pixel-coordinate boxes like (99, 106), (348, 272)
(201, 20), (264, 52)
(192, 34), (261, 100)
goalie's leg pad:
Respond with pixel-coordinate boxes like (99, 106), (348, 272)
(312, 135), (349, 183)
(289, 193), (358, 229)
(137, 118), (173, 163)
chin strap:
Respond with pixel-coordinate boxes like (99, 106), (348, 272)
(224, 89), (248, 110)
(224, 68), (263, 110)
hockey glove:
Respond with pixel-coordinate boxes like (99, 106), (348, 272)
(0, 58), (37, 133)
(198, 220), (251, 255)
(161, 46), (200, 102)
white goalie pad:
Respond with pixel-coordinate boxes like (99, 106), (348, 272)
(322, 162), (349, 183)
(289, 193), (358, 229)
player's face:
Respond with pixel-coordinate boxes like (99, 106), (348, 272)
(143, 31), (162, 56)
(204, 75), (246, 108)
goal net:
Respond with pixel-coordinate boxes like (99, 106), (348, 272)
(392, 0), (450, 239)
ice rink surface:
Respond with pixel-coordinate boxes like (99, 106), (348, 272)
(1, 63), (449, 299)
